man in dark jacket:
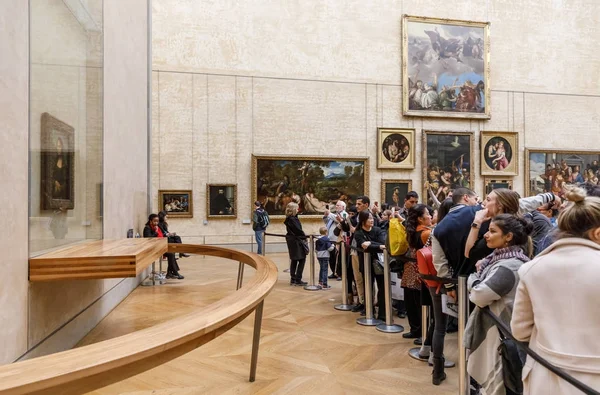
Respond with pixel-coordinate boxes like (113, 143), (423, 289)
(252, 201), (269, 254)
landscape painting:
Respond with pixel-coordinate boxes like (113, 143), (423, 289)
(402, 15), (490, 119)
(526, 149), (600, 197)
(252, 156), (369, 218)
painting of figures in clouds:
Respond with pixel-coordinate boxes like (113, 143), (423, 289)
(403, 15), (490, 119)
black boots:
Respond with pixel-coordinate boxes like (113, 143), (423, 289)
(432, 356), (447, 385)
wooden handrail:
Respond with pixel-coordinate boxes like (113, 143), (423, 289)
(0, 245), (278, 395)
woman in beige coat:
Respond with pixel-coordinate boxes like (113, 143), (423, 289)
(511, 186), (600, 394)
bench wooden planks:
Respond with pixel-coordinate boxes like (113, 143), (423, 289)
(29, 239), (168, 281)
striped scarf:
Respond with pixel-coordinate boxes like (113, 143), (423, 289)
(478, 245), (530, 274)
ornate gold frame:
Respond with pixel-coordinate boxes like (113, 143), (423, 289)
(251, 155), (369, 219)
(380, 179), (413, 207)
(206, 184), (237, 219)
(525, 149), (600, 196)
(158, 190), (193, 218)
(483, 177), (513, 197)
(377, 128), (416, 169)
(422, 131), (475, 205)
(480, 131), (518, 176)
(402, 15), (491, 119)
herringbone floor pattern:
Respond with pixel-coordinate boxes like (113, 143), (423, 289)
(79, 253), (458, 394)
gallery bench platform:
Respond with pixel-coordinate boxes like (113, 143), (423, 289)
(29, 238), (168, 281)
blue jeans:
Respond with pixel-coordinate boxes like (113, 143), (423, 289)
(318, 258), (329, 285)
(254, 230), (264, 254)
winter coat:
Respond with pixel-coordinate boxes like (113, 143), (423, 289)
(511, 238), (600, 395)
(284, 215), (307, 261)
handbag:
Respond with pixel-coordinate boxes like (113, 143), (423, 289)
(372, 252), (385, 275)
(498, 329), (525, 394)
(301, 239), (310, 254)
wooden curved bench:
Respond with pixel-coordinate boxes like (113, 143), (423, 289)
(0, 245), (278, 395)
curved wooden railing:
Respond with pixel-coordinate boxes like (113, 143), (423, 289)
(0, 244), (278, 395)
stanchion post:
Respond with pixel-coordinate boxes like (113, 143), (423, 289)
(458, 275), (469, 395)
(236, 261), (245, 290)
(334, 241), (352, 311)
(408, 305), (430, 360)
(261, 233), (266, 257)
(357, 251), (382, 326)
(376, 251), (404, 333)
(304, 235), (321, 291)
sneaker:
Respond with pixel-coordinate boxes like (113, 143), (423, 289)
(290, 279), (298, 286)
(173, 271), (184, 280)
(336, 276), (342, 281)
(328, 274), (337, 279)
(402, 332), (420, 339)
(179, 253), (190, 258)
(166, 272), (177, 279)
(321, 284), (331, 289)
(296, 280), (308, 286)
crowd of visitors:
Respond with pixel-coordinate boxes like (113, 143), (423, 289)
(280, 180), (600, 394)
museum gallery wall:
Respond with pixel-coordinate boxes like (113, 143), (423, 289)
(151, 2), (600, 241)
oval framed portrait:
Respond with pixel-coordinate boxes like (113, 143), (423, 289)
(480, 132), (518, 176)
(377, 128), (415, 169)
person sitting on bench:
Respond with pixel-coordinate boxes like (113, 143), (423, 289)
(158, 210), (190, 258)
(143, 213), (184, 280)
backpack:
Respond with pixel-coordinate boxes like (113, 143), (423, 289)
(256, 210), (269, 229)
(387, 218), (409, 257)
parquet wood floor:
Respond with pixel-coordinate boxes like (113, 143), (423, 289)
(79, 253), (459, 394)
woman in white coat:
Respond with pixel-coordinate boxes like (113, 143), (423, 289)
(511, 186), (600, 394)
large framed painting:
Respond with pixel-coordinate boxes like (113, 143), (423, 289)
(402, 15), (490, 119)
(40, 113), (75, 210)
(481, 132), (518, 176)
(381, 179), (413, 208)
(158, 190), (193, 218)
(422, 131), (474, 207)
(377, 128), (416, 169)
(483, 178), (513, 196)
(526, 149), (600, 197)
(252, 155), (369, 218)
(207, 184), (237, 219)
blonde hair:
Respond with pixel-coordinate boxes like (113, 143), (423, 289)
(319, 226), (327, 235)
(285, 202), (299, 217)
(557, 186), (600, 239)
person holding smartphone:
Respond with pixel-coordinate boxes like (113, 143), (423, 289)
(323, 201), (347, 280)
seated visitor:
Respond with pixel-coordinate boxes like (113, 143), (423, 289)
(143, 213), (184, 280)
(511, 186), (600, 394)
(158, 210), (190, 258)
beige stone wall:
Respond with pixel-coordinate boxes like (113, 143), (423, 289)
(151, 0), (600, 243)
(0, 0), (29, 365)
(0, 0), (149, 364)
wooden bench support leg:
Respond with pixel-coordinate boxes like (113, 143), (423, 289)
(236, 262), (245, 290)
(249, 301), (264, 382)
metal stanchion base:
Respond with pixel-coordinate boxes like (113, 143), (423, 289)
(408, 347), (429, 361)
(376, 323), (404, 333)
(304, 285), (322, 291)
(141, 272), (166, 286)
(334, 304), (353, 311)
(356, 317), (383, 326)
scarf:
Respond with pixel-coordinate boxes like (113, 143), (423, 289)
(478, 245), (529, 274)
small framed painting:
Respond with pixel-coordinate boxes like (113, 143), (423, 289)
(484, 178), (513, 196)
(207, 184), (237, 218)
(381, 179), (413, 208)
(158, 190), (193, 218)
(481, 131), (518, 176)
(377, 128), (416, 169)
